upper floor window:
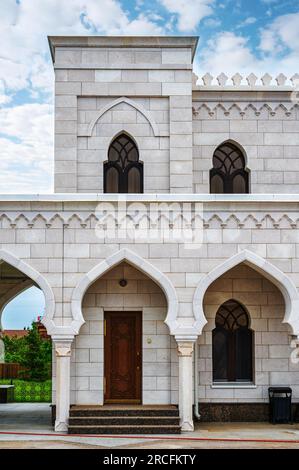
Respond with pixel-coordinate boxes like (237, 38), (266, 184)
(104, 133), (143, 193)
(212, 299), (253, 382)
(210, 142), (249, 194)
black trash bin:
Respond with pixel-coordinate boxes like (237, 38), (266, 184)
(268, 387), (292, 424)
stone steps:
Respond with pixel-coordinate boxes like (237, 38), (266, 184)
(68, 406), (181, 434)
(69, 406), (179, 417)
(68, 424), (181, 435)
(69, 416), (180, 426)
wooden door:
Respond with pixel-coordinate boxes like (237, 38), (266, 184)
(104, 311), (142, 403)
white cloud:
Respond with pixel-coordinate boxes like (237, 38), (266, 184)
(0, 103), (52, 142)
(0, 0), (165, 192)
(203, 17), (221, 28)
(237, 16), (257, 28)
(259, 12), (299, 53)
(159, 0), (214, 31)
(0, 81), (11, 105)
(0, 0), (164, 96)
(197, 12), (299, 81)
(0, 103), (53, 193)
(198, 32), (258, 77)
(119, 14), (163, 35)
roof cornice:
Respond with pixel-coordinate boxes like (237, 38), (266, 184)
(48, 35), (199, 63)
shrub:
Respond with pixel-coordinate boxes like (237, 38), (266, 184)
(3, 322), (52, 381)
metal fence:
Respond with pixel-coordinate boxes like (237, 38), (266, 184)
(0, 379), (52, 402)
(0, 363), (25, 379)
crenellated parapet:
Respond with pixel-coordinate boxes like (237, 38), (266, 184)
(193, 72), (299, 89)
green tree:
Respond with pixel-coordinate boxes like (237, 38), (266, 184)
(2, 334), (27, 363)
(3, 323), (52, 381)
(21, 323), (52, 381)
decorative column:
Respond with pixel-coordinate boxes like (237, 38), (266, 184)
(176, 339), (195, 432)
(53, 337), (73, 432)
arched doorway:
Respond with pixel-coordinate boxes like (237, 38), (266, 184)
(74, 260), (175, 405)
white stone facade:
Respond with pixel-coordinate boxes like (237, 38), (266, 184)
(0, 36), (299, 432)
(193, 87), (299, 194)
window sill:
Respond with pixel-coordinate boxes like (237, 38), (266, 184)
(211, 383), (257, 389)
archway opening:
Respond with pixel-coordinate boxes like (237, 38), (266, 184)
(2, 286), (45, 330)
(196, 262), (299, 421)
(74, 261), (176, 406)
(0, 261), (52, 431)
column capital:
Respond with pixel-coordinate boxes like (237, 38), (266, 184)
(53, 336), (74, 357)
(176, 341), (194, 357)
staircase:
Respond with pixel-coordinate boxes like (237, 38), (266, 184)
(68, 405), (181, 435)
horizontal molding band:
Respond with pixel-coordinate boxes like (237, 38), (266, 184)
(0, 194), (298, 203)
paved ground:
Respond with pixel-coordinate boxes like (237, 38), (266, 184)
(1, 403), (299, 449)
(0, 403), (52, 432)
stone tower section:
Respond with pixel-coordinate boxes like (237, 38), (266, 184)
(49, 36), (198, 193)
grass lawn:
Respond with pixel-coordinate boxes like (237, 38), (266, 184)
(0, 379), (51, 402)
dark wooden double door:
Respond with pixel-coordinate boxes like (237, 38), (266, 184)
(104, 312), (142, 403)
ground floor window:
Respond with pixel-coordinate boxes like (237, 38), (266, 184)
(212, 299), (253, 382)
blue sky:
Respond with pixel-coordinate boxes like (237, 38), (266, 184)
(2, 286), (45, 329)
(0, 0), (298, 327)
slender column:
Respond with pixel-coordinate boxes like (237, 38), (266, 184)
(53, 337), (73, 432)
(176, 339), (194, 432)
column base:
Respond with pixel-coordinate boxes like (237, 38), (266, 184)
(55, 420), (68, 432)
(180, 419), (194, 432)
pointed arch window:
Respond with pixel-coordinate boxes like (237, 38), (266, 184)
(104, 133), (143, 193)
(212, 299), (253, 382)
(210, 142), (249, 193)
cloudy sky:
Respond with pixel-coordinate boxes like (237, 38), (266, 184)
(0, 0), (298, 194)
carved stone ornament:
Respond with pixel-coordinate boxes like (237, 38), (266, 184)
(197, 73), (294, 88)
(177, 342), (194, 357)
(55, 346), (72, 357)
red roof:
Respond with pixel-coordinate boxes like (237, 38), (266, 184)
(3, 322), (50, 340)
(3, 329), (29, 338)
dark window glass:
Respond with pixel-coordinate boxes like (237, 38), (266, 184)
(104, 133), (143, 193)
(105, 166), (119, 193)
(211, 174), (223, 194)
(212, 299), (253, 382)
(210, 142), (249, 193)
(127, 166), (141, 193)
(233, 173), (246, 193)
